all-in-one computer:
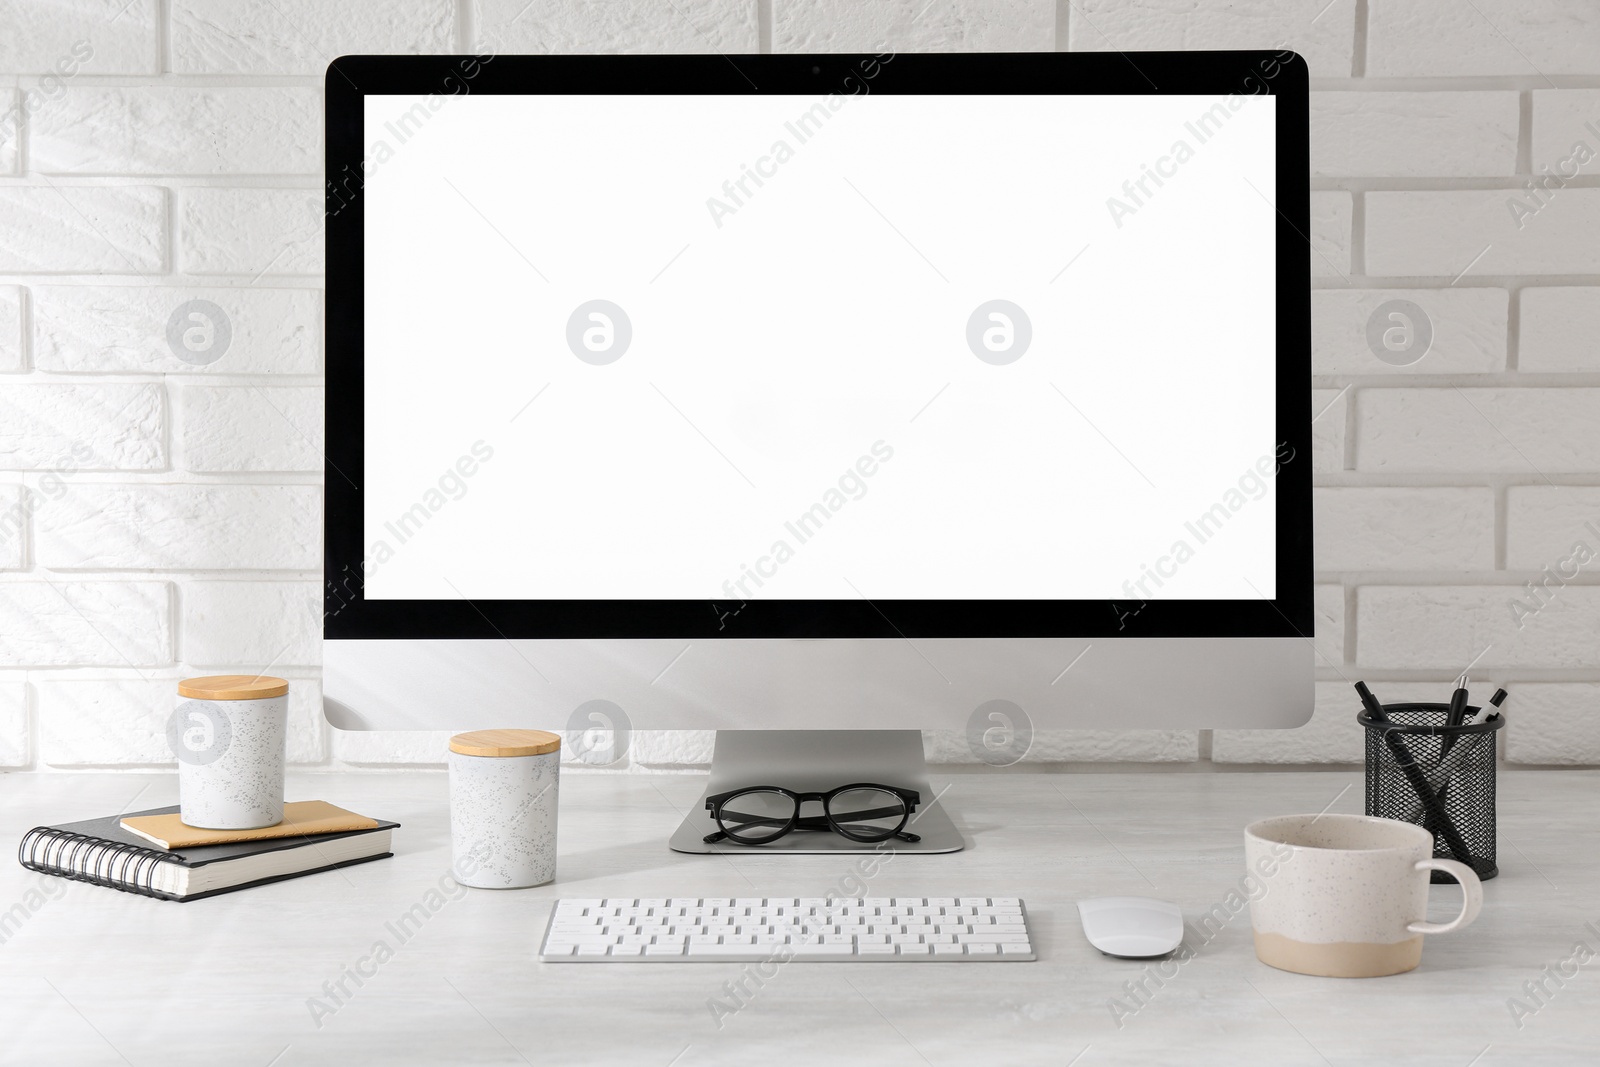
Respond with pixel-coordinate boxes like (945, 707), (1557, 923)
(323, 51), (1311, 885)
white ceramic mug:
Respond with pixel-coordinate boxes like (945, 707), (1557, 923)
(1244, 813), (1482, 978)
(172, 676), (288, 830)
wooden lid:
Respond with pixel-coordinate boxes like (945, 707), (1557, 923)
(450, 729), (562, 757)
(178, 675), (290, 700)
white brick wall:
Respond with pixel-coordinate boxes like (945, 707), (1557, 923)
(1312, 289), (1507, 374)
(181, 580), (321, 667)
(1530, 89), (1600, 170)
(177, 188), (324, 275)
(1066, 0), (1355, 76)
(1311, 91), (1518, 177)
(777, 0), (1050, 53)
(0, 1), (159, 75)
(0, 286), (22, 371)
(1367, 191), (1600, 277)
(32, 87), (322, 175)
(31, 286), (321, 374)
(487, 0), (758, 53)
(1, 383), (165, 469)
(1357, 390), (1600, 473)
(171, 0), (454, 74)
(1367, 1), (1600, 78)
(175, 386), (324, 472)
(34, 485), (320, 570)
(1520, 288), (1600, 373)
(0, 187), (165, 273)
(1504, 486), (1600, 569)
(1309, 191), (1352, 278)
(1313, 488), (1495, 571)
(2, 2), (1597, 773)
(0, 581), (172, 666)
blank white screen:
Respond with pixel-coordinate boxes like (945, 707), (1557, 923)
(362, 91), (1278, 602)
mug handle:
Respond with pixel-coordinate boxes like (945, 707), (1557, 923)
(1405, 858), (1483, 935)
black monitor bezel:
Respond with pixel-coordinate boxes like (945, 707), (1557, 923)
(325, 51), (1312, 640)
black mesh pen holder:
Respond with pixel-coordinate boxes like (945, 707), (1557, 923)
(1360, 703), (1503, 882)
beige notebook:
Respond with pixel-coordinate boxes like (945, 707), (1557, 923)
(121, 801), (381, 850)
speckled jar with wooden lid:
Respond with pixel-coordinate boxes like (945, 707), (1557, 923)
(449, 730), (561, 889)
(173, 675), (289, 830)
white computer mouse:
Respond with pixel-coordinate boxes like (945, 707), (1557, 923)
(1077, 897), (1186, 958)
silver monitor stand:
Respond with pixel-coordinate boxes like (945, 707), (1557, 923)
(668, 730), (964, 854)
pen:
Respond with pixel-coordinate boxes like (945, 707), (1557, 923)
(1355, 680), (1388, 722)
(1463, 688), (1507, 727)
(1355, 680), (1477, 868)
(1405, 687), (1510, 823)
(1441, 674), (1470, 756)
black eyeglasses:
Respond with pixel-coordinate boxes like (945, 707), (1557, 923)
(703, 783), (921, 846)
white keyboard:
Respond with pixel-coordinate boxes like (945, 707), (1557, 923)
(539, 896), (1036, 962)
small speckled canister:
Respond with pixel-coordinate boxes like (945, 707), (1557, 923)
(449, 730), (560, 889)
(173, 675), (288, 830)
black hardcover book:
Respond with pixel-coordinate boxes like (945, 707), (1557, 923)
(18, 805), (398, 902)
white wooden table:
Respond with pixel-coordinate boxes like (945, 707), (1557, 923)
(1, 769), (1595, 1065)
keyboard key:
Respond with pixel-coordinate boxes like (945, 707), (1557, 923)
(576, 945), (610, 957)
(610, 945), (645, 957)
(790, 944), (854, 957)
(1001, 943), (1034, 955)
(898, 943), (932, 955)
(644, 943), (684, 957)
(964, 943), (999, 955)
(548, 935), (616, 947)
(931, 944), (965, 956)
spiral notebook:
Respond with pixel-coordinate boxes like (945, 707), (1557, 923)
(18, 805), (398, 902)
